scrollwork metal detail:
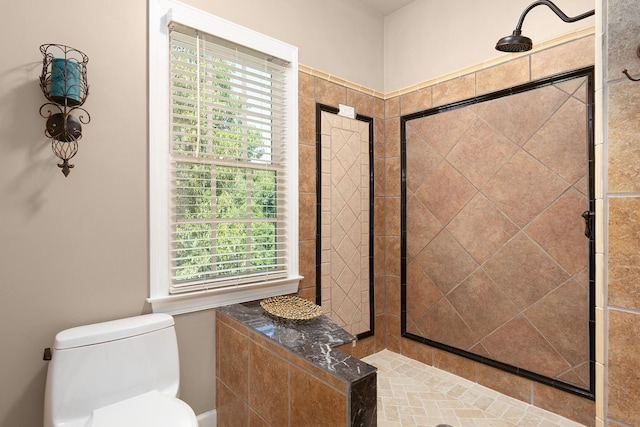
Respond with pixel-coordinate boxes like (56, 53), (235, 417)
(39, 44), (90, 177)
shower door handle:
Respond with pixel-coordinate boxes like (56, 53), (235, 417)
(581, 211), (594, 239)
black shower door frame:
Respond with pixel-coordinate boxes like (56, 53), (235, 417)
(400, 66), (596, 400)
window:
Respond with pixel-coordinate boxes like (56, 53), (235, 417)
(149, 0), (300, 314)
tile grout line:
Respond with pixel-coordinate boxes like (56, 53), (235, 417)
(363, 350), (587, 427)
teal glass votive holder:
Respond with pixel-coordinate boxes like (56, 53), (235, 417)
(50, 58), (82, 105)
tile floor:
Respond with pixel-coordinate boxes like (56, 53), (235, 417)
(361, 350), (586, 427)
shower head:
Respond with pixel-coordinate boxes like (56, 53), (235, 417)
(495, 31), (533, 52)
(495, 0), (595, 53)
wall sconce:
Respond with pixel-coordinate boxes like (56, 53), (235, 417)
(495, 0), (594, 52)
(39, 44), (90, 177)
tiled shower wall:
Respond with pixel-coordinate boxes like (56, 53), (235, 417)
(404, 77), (591, 390)
(388, 33), (596, 426)
(297, 29), (598, 426)
(602, 0), (640, 425)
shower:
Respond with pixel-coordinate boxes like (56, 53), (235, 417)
(495, 0), (594, 52)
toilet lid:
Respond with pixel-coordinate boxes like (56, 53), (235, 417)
(84, 390), (198, 427)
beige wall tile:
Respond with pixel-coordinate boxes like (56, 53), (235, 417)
(298, 192), (316, 241)
(288, 352), (348, 393)
(385, 275), (400, 315)
(608, 197), (640, 310)
(298, 240), (316, 290)
(347, 88), (374, 117)
(217, 321), (249, 401)
(298, 144), (316, 193)
(400, 86), (432, 116)
(432, 348), (476, 382)
(249, 342), (289, 426)
(385, 314), (401, 353)
(289, 366), (347, 426)
(384, 117), (400, 158)
(374, 157), (385, 197)
(352, 335), (376, 359)
(432, 74), (475, 106)
(373, 96), (385, 119)
(531, 36), (595, 80)
(476, 57), (530, 94)
(299, 71), (315, 99)
(596, 307), (604, 365)
(385, 237), (400, 276)
(298, 96), (316, 146)
(374, 275), (385, 315)
(533, 382), (595, 426)
(374, 198), (385, 237)
(314, 78), (347, 107)
(216, 381), (249, 427)
(249, 411), (270, 427)
(375, 313), (386, 350)
(385, 96), (400, 118)
(384, 197), (400, 236)
(596, 362), (604, 420)
(401, 337), (433, 366)
(608, 309), (640, 426)
(607, 80), (640, 193)
(374, 119), (385, 158)
(384, 157), (401, 196)
(477, 363), (531, 404)
(595, 142), (604, 199)
(606, 0), (640, 82)
(374, 236), (385, 276)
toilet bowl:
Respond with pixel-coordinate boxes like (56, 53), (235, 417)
(84, 390), (196, 427)
(43, 313), (198, 427)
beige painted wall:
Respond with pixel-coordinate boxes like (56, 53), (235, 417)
(385, 0), (596, 92)
(0, 2), (150, 426)
(0, 1), (382, 426)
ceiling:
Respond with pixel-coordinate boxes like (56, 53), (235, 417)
(353, 0), (416, 16)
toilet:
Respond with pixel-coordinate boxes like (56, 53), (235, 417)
(43, 313), (198, 427)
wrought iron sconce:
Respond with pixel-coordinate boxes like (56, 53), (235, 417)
(622, 45), (640, 82)
(39, 44), (90, 176)
(495, 0), (594, 52)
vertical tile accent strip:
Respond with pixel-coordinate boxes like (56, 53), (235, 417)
(316, 103), (375, 338)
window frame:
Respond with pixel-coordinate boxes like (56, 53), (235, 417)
(149, 0), (300, 315)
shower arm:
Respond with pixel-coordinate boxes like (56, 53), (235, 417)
(511, 0), (595, 36)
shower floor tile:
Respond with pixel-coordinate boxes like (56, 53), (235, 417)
(361, 350), (586, 427)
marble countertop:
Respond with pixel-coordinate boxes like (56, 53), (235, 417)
(217, 301), (376, 383)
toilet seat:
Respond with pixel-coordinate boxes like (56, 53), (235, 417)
(83, 390), (198, 427)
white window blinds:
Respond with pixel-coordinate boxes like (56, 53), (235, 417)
(168, 24), (291, 294)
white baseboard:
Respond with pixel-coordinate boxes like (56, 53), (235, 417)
(196, 409), (217, 427)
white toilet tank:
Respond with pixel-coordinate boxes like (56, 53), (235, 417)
(44, 313), (185, 427)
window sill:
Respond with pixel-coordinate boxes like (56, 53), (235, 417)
(147, 276), (302, 315)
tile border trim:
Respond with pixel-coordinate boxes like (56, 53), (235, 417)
(299, 25), (595, 100)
